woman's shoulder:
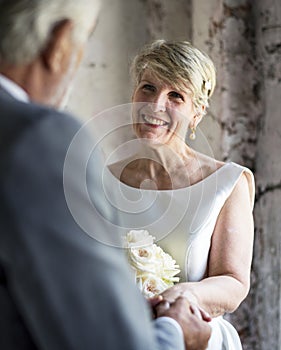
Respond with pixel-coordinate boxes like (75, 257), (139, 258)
(225, 162), (255, 208)
(194, 152), (254, 178)
(202, 156), (255, 209)
(193, 154), (254, 202)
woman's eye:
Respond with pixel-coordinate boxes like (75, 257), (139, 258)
(169, 91), (184, 101)
(142, 84), (155, 92)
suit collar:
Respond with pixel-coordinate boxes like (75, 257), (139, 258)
(0, 74), (29, 103)
(0, 85), (15, 101)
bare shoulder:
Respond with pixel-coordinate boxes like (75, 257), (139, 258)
(201, 156), (254, 199)
(217, 170), (253, 220)
(229, 171), (252, 203)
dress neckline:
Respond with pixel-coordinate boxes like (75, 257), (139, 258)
(105, 161), (234, 193)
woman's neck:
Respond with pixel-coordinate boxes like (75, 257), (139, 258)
(130, 140), (194, 178)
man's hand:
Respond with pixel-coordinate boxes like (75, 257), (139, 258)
(154, 297), (211, 350)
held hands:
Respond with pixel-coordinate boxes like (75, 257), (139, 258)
(151, 296), (211, 350)
(160, 283), (212, 321)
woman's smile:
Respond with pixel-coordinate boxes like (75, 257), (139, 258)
(142, 113), (169, 127)
(135, 106), (173, 142)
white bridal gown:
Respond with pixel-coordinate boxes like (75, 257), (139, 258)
(104, 161), (255, 350)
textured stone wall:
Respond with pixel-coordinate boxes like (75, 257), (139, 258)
(207, 0), (259, 167)
(192, 0), (223, 160)
(140, 0), (191, 40)
(250, 0), (281, 348)
(66, 0), (148, 120)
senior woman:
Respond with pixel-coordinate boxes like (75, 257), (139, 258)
(106, 40), (254, 350)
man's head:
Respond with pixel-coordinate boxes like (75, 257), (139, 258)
(0, 0), (100, 106)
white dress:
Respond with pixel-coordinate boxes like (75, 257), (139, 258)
(103, 162), (255, 350)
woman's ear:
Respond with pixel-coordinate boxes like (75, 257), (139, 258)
(193, 105), (206, 127)
(191, 114), (202, 129)
(41, 19), (74, 74)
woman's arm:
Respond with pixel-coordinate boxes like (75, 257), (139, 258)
(161, 172), (254, 318)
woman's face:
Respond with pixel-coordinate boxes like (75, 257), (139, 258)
(132, 70), (196, 145)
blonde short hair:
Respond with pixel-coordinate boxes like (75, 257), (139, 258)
(131, 40), (216, 115)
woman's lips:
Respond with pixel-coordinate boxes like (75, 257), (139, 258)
(141, 113), (169, 128)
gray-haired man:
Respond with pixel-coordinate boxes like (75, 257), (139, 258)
(0, 1), (211, 349)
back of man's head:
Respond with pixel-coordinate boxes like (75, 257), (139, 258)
(0, 0), (100, 66)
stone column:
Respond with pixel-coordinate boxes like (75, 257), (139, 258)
(250, 0), (281, 348)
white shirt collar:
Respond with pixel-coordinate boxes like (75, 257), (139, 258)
(0, 74), (29, 103)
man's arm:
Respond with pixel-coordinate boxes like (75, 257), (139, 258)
(155, 298), (211, 350)
(1, 111), (188, 350)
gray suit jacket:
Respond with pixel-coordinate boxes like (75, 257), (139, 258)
(0, 89), (184, 350)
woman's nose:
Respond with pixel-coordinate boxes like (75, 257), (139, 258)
(150, 93), (167, 113)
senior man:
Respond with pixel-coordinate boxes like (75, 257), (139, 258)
(0, 1), (211, 349)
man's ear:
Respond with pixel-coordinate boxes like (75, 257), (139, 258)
(41, 19), (73, 74)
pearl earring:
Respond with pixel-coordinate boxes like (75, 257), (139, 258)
(189, 127), (196, 140)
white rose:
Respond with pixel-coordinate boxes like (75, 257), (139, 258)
(124, 230), (181, 297)
(137, 274), (172, 298)
(129, 245), (160, 274)
(124, 230), (154, 248)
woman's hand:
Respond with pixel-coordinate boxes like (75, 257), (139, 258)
(160, 282), (197, 304)
(189, 303), (212, 322)
(160, 283), (212, 322)
(146, 295), (164, 318)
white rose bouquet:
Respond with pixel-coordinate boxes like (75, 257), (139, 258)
(124, 230), (181, 298)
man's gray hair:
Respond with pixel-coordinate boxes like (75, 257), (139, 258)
(0, 0), (100, 65)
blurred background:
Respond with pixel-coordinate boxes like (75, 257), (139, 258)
(66, 0), (281, 349)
